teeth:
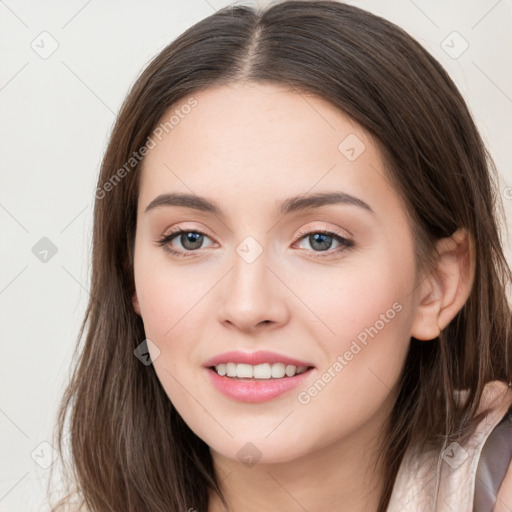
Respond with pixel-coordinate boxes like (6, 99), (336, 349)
(213, 362), (309, 379)
(271, 363), (286, 378)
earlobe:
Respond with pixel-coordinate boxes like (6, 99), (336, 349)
(132, 290), (141, 316)
(410, 228), (475, 341)
(410, 278), (443, 341)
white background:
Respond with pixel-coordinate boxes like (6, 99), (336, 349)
(1, 0), (511, 510)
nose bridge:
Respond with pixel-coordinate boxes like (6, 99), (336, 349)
(231, 234), (272, 306)
(217, 233), (288, 330)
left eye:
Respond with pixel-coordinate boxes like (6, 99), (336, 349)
(156, 228), (354, 258)
(295, 230), (354, 253)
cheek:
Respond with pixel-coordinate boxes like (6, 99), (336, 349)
(134, 258), (206, 408)
(294, 251), (413, 402)
(133, 250), (222, 392)
(134, 250), (207, 340)
(298, 253), (410, 346)
(291, 291), (411, 457)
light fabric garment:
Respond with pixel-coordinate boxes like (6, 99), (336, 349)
(387, 380), (512, 512)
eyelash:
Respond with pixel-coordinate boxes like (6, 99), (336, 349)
(156, 227), (355, 259)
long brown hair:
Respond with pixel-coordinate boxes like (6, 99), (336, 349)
(48, 1), (512, 511)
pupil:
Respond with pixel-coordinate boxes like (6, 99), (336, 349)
(310, 233), (332, 251)
(181, 232), (203, 250)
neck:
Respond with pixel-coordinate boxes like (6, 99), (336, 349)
(208, 398), (393, 512)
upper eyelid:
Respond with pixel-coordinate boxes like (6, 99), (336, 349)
(160, 225), (347, 239)
(159, 223), (211, 240)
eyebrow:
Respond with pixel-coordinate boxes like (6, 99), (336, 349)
(143, 191), (374, 216)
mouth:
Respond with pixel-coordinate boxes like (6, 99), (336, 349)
(202, 350), (316, 402)
(204, 363), (316, 403)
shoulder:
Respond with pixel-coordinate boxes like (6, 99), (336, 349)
(387, 380), (512, 512)
(493, 457), (512, 512)
(474, 381), (512, 512)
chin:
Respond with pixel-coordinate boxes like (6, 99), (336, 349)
(204, 432), (312, 467)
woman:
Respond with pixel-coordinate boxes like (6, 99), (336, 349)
(48, 1), (512, 511)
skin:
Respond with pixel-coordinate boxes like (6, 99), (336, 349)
(131, 82), (474, 512)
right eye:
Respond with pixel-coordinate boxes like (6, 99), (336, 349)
(156, 228), (215, 257)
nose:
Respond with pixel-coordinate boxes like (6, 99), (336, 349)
(216, 245), (291, 333)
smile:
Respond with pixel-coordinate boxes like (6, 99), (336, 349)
(205, 365), (315, 403)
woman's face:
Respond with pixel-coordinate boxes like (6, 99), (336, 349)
(132, 82), (422, 465)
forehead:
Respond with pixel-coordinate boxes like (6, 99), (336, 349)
(137, 82), (402, 221)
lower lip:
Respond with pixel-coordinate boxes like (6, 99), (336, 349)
(204, 367), (315, 403)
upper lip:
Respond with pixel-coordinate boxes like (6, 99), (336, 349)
(203, 350), (315, 368)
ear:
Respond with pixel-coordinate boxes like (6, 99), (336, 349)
(411, 228), (475, 341)
(132, 290), (141, 316)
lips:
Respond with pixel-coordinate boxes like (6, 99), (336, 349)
(205, 365), (315, 403)
(202, 350), (315, 369)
